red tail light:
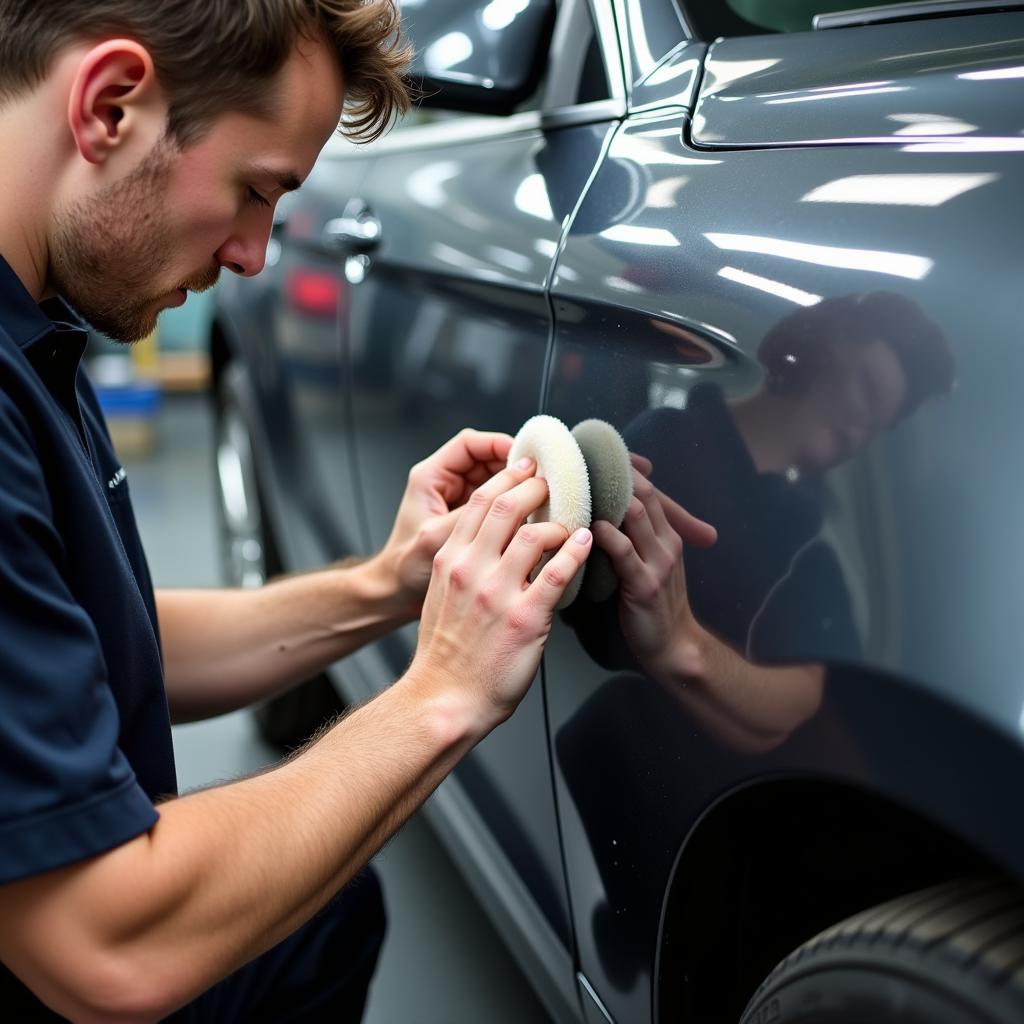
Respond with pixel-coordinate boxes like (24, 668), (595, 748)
(286, 268), (341, 318)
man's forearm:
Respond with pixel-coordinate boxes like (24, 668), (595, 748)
(0, 448), (588, 1023)
(0, 671), (479, 1023)
(158, 556), (416, 722)
(659, 621), (824, 753)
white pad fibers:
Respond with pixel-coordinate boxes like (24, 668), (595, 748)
(572, 418), (634, 602)
(508, 415), (592, 609)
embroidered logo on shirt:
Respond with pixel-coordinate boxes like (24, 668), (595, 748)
(108, 466), (127, 491)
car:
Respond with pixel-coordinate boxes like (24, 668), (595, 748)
(207, 1), (1024, 1021)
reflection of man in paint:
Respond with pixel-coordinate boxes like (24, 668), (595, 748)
(733, 290), (953, 477)
(582, 291), (955, 752)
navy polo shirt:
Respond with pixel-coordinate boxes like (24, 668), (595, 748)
(0, 254), (176, 896)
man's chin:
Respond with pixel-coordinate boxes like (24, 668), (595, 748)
(83, 308), (159, 346)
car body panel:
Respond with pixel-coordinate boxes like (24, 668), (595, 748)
(693, 13), (1024, 147)
(629, 41), (706, 114)
(544, 89), (1024, 1020)
(342, 119), (614, 955)
(210, 3), (1024, 1021)
(216, 147), (374, 570)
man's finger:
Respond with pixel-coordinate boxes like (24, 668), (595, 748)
(622, 494), (663, 564)
(629, 452), (653, 477)
(473, 477), (550, 556)
(526, 528), (592, 609)
(447, 458), (512, 508)
(427, 429), (514, 478)
(658, 492), (717, 548)
(592, 519), (645, 578)
(633, 469), (672, 537)
(421, 430), (516, 508)
(501, 521), (569, 588)
(449, 459), (537, 545)
(420, 506), (461, 556)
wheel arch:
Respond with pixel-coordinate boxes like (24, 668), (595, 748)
(649, 649), (1024, 1024)
(655, 769), (1014, 1023)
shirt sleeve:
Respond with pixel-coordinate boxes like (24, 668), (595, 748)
(0, 390), (158, 884)
(747, 538), (863, 665)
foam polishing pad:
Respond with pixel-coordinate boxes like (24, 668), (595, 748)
(572, 418), (634, 602)
(508, 415), (592, 608)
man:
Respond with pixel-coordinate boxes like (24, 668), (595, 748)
(553, 294), (953, 983)
(0, 2), (600, 1019)
(579, 291), (953, 752)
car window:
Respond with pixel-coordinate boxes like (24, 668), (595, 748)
(574, 19), (608, 103)
(555, 0), (611, 106)
(680, 0), (939, 37)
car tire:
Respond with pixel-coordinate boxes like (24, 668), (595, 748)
(213, 368), (345, 752)
(740, 876), (1024, 1024)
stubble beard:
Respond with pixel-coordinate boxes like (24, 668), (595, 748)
(50, 138), (218, 344)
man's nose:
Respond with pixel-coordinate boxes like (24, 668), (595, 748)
(216, 233), (268, 278)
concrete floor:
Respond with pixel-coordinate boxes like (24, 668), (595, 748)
(123, 392), (552, 1024)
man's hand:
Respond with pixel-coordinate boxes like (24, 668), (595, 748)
(592, 458), (822, 753)
(592, 457), (717, 682)
(374, 429), (517, 617)
(408, 458), (593, 733)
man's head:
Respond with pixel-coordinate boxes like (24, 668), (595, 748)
(755, 291), (955, 473)
(0, 0), (410, 340)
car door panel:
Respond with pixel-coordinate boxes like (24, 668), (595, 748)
(344, 120), (612, 955)
(218, 150), (375, 570)
(543, 90), (1024, 1022)
(211, 1), (1024, 1019)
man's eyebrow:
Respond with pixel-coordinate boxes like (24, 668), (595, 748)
(248, 165), (304, 193)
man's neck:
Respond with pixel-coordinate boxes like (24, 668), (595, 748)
(0, 102), (57, 302)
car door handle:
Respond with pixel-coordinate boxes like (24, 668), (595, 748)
(322, 200), (382, 255)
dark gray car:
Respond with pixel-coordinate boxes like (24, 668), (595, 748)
(209, 2), (1024, 1021)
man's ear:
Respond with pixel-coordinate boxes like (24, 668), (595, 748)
(67, 40), (165, 165)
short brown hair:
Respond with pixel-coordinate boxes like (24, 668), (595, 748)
(0, 0), (411, 144)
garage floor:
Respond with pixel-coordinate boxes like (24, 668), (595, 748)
(122, 391), (553, 1024)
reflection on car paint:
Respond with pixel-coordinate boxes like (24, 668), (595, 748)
(543, 88), (1024, 1017)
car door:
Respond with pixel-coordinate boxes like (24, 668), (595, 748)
(540, 3), (1024, 1022)
(217, 140), (375, 573)
(340, 2), (624, 1019)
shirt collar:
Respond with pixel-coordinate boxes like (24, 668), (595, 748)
(0, 251), (87, 350)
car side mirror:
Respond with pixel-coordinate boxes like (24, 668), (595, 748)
(402, 0), (556, 115)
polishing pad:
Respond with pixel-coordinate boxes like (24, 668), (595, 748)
(572, 418), (634, 602)
(508, 415), (592, 608)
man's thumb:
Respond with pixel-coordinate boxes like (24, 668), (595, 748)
(423, 506), (462, 553)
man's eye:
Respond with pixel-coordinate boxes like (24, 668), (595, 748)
(246, 187), (270, 208)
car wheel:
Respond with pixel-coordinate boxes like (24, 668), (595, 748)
(740, 876), (1024, 1024)
(213, 369), (345, 751)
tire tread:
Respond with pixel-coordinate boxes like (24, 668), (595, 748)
(740, 876), (1024, 1023)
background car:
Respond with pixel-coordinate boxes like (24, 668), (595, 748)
(209, 1), (1024, 1021)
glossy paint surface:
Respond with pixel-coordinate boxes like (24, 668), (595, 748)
(545, 100), (1024, 1022)
(694, 13), (1024, 145)
(343, 121), (612, 955)
(214, 3), (1024, 1022)
(216, 151), (372, 572)
(629, 41), (705, 114)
